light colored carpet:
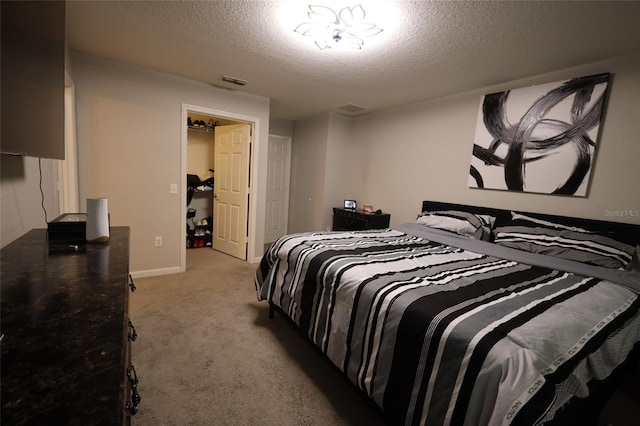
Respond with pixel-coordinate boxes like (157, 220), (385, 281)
(129, 248), (386, 426)
(130, 248), (639, 426)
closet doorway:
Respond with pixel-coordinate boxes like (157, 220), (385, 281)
(181, 104), (256, 270)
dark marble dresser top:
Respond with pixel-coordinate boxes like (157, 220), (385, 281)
(1, 227), (130, 425)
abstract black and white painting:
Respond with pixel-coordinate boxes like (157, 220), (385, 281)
(469, 73), (610, 196)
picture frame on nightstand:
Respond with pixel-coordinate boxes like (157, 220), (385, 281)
(344, 200), (357, 210)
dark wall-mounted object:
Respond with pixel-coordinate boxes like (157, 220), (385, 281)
(1, 1), (66, 159)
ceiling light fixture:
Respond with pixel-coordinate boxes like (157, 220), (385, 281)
(294, 4), (383, 50)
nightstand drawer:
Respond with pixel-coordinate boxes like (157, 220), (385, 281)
(332, 208), (390, 231)
(333, 214), (367, 230)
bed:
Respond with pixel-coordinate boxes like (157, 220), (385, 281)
(254, 201), (640, 425)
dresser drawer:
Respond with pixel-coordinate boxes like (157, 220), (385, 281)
(0, 227), (134, 424)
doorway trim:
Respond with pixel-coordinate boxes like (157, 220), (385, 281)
(180, 103), (260, 272)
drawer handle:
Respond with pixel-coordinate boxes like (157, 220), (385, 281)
(128, 274), (136, 292)
(126, 364), (141, 416)
(128, 319), (138, 342)
(126, 389), (141, 416)
(127, 364), (139, 385)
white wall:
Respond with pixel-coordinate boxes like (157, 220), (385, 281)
(269, 117), (294, 138)
(351, 54), (640, 226)
(1, 156), (59, 248)
(288, 113), (369, 233)
(322, 113), (364, 230)
(288, 114), (330, 233)
(71, 51), (270, 274)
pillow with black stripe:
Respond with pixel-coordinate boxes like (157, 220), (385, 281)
(493, 212), (636, 269)
(417, 210), (495, 241)
(625, 245), (640, 272)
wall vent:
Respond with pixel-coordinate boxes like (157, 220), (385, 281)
(222, 75), (249, 86)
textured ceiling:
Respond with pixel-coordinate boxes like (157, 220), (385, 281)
(66, 0), (640, 121)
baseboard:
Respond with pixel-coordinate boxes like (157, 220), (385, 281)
(130, 266), (182, 279)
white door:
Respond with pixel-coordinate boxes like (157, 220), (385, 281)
(265, 135), (291, 243)
(213, 123), (251, 259)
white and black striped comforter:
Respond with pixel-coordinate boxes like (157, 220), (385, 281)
(254, 224), (640, 426)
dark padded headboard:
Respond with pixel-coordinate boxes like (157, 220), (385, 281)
(421, 200), (640, 246)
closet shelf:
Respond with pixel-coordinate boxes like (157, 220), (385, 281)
(188, 125), (215, 133)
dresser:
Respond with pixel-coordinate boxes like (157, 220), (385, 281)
(0, 227), (140, 425)
(332, 208), (391, 231)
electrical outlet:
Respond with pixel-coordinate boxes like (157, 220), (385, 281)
(155, 236), (163, 247)
(170, 183), (178, 194)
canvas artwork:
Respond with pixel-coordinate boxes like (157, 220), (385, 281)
(469, 73), (610, 196)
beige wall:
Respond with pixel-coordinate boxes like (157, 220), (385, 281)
(186, 128), (215, 181)
(352, 54), (640, 226)
(1, 156), (59, 248)
(186, 125), (215, 221)
(71, 51), (270, 274)
(4, 52), (638, 266)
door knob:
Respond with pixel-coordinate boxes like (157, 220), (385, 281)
(213, 193), (218, 199)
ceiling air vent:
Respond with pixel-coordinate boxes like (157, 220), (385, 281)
(335, 103), (368, 117)
(222, 75), (249, 86)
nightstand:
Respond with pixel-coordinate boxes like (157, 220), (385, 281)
(332, 208), (390, 231)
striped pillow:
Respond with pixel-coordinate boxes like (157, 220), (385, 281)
(417, 210), (495, 241)
(493, 212), (636, 269)
(626, 246), (640, 272)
